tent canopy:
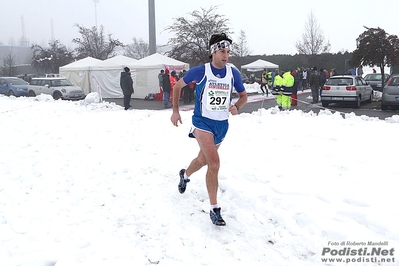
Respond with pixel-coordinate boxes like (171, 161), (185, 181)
(132, 53), (189, 70)
(58, 54), (190, 99)
(104, 55), (138, 67)
(241, 59), (279, 72)
(126, 53), (189, 98)
(59, 57), (103, 71)
(59, 57), (121, 95)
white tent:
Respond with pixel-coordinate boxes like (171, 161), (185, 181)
(89, 60), (130, 99)
(60, 57), (135, 99)
(59, 54), (189, 99)
(129, 53), (189, 98)
(59, 57), (103, 94)
(59, 57), (124, 96)
(241, 59), (279, 72)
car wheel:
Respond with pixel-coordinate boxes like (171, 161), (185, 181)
(28, 90), (36, 97)
(381, 102), (388, 110)
(321, 101), (329, 107)
(53, 91), (62, 100)
(7, 90), (15, 97)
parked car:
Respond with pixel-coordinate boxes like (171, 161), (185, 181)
(363, 73), (390, 92)
(28, 77), (85, 100)
(0, 77), (29, 97)
(321, 75), (373, 108)
(240, 72), (249, 84)
(381, 74), (399, 110)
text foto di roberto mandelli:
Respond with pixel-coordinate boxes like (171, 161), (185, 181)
(328, 241), (390, 246)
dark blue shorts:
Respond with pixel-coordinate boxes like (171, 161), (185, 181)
(189, 116), (229, 145)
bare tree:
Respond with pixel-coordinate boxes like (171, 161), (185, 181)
(73, 24), (124, 60)
(165, 6), (233, 66)
(231, 30), (252, 58)
(124, 37), (149, 59)
(1, 52), (17, 76)
(296, 11), (331, 55)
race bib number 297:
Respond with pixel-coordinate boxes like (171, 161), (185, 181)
(206, 89), (230, 111)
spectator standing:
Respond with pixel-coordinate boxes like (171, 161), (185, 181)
(272, 70), (283, 109)
(291, 68), (300, 106)
(280, 69), (294, 110)
(120, 67), (134, 110)
(320, 68), (327, 86)
(249, 73), (256, 83)
(267, 69), (276, 91)
(357, 66), (364, 77)
(157, 69), (164, 101)
(23, 74), (32, 83)
(320, 68), (327, 97)
(180, 70), (191, 104)
(260, 69), (269, 96)
(301, 68), (308, 91)
(162, 69), (172, 108)
(158, 69), (164, 90)
(309, 67), (321, 104)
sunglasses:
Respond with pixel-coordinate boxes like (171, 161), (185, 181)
(210, 40), (231, 54)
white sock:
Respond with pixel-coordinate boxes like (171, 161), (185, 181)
(184, 172), (189, 180)
(210, 204), (219, 211)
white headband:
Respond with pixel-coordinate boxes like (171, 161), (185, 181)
(210, 40), (231, 54)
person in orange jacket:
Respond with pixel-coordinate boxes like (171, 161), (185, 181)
(169, 70), (178, 104)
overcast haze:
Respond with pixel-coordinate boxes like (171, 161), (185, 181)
(2, 0), (399, 55)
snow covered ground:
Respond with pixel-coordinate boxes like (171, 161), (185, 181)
(0, 93), (398, 266)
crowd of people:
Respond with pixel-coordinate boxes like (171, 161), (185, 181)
(247, 66), (344, 109)
(157, 68), (195, 108)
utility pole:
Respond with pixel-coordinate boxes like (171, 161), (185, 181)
(50, 18), (55, 43)
(20, 16), (29, 46)
(148, 0), (156, 55)
(93, 0), (100, 29)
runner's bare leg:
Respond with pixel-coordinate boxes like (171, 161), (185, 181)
(186, 129), (220, 205)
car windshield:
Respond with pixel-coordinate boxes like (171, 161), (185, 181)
(7, 78), (28, 85)
(364, 74), (382, 81)
(325, 78), (353, 86)
(51, 79), (73, 86)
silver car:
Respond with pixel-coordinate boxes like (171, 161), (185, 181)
(321, 75), (373, 108)
(381, 74), (399, 110)
(364, 73), (390, 92)
(28, 77), (85, 100)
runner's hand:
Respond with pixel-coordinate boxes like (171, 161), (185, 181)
(171, 112), (182, 127)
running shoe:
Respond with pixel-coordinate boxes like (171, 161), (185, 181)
(210, 207), (226, 226)
(178, 169), (190, 194)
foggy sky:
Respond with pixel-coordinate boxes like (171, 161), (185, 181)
(1, 0), (398, 55)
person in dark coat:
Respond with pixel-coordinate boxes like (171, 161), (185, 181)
(309, 67), (321, 104)
(162, 68), (172, 108)
(181, 70), (191, 103)
(120, 67), (134, 110)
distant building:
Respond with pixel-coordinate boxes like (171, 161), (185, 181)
(0, 45), (35, 75)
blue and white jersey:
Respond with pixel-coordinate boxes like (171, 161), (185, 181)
(183, 63), (245, 121)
